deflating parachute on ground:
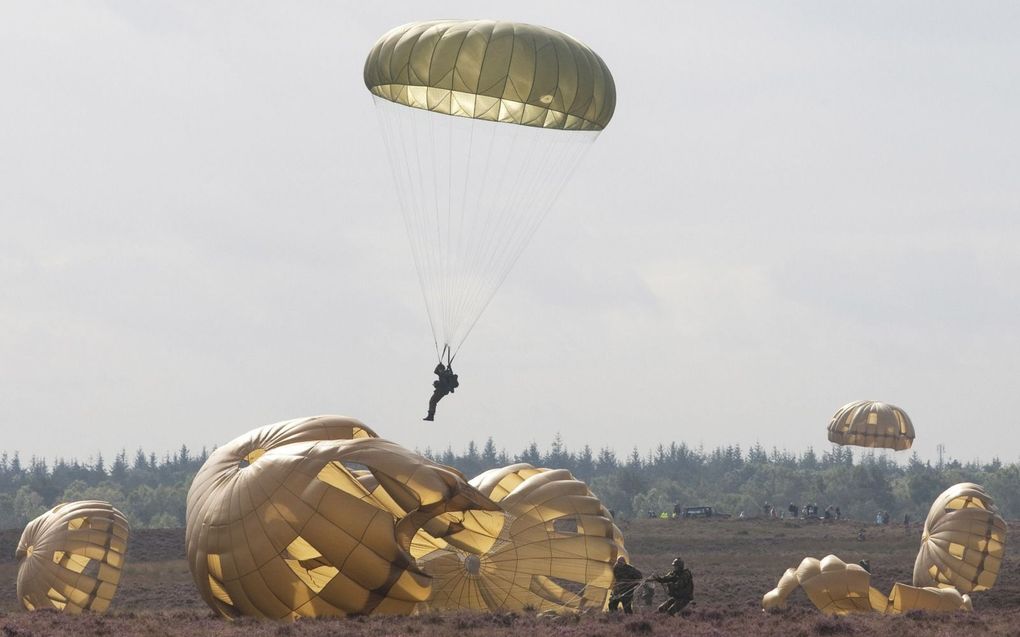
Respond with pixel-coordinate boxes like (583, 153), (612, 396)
(16, 500), (129, 614)
(913, 482), (1007, 593)
(185, 415), (499, 619)
(762, 555), (971, 615)
(412, 463), (626, 612)
(827, 400), (915, 451)
(365, 20), (615, 364)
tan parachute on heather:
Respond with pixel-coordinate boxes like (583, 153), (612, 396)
(412, 463), (626, 612)
(364, 20), (615, 364)
(827, 400), (915, 450)
(185, 416), (499, 619)
(16, 500), (129, 613)
(762, 555), (971, 615)
(913, 482), (1007, 593)
(762, 555), (886, 615)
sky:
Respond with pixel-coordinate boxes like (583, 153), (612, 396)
(1, 1), (1018, 466)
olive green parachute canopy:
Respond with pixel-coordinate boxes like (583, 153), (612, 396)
(762, 555), (972, 615)
(913, 482), (1007, 593)
(364, 20), (616, 131)
(827, 400), (915, 450)
(185, 416), (499, 620)
(16, 500), (130, 614)
(412, 463), (627, 612)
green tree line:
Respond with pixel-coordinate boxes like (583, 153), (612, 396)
(1, 438), (1016, 530)
(0, 447), (204, 530)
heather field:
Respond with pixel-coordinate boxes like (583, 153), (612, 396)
(1, 518), (1016, 636)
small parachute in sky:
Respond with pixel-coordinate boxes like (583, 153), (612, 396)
(364, 20), (616, 365)
(16, 500), (129, 614)
(913, 482), (1006, 593)
(411, 463), (626, 612)
(826, 400), (915, 450)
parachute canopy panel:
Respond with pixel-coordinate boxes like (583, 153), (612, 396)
(364, 20), (616, 131)
(827, 400), (915, 451)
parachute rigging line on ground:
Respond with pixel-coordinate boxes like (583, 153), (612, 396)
(365, 20), (616, 363)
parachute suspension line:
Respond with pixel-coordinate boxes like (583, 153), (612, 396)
(452, 119), (562, 344)
(383, 99), (449, 356)
(449, 131), (551, 355)
(425, 110), (447, 347)
(444, 120), (534, 349)
(438, 109), (459, 350)
(374, 97), (601, 359)
(444, 114), (520, 346)
(373, 97), (441, 360)
(451, 131), (598, 359)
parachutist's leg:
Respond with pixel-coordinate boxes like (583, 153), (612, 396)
(425, 390), (444, 420)
(622, 594), (633, 614)
(608, 597), (620, 613)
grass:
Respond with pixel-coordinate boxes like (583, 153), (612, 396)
(0, 517), (1016, 635)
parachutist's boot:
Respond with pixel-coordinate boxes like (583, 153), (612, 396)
(423, 415), (434, 421)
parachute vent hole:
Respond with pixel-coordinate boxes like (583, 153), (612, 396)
(546, 575), (586, 598)
(239, 448), (266, 469)
(81, 559), (100, 579)
(464, 554), (482, 575)
(341, 461), (370, 475)
(554, 518), (579, 534)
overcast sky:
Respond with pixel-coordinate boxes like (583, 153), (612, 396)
(2, 1), (1018, 465)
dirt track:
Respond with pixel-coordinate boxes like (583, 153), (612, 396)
(1, 518), (1016, 636)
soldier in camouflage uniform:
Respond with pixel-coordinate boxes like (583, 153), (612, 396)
(652, 557), (694, 615)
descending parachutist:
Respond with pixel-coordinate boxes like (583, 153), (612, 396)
(423, 361), (459, 422)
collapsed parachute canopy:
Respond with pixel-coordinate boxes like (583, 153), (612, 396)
(16, 500), (129, 614)
(365, 20), (615, 363)
(827, 400), (915, 451)
(185, 416), (498, 620)
(762, 555), (971, 615)
(913, 482), (1007, 593)
(413, 463), (626, 612)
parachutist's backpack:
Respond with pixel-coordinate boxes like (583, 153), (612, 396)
(449, 374), (459, 392)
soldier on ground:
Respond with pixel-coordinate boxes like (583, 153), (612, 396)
(608, 556), (643, 614)
(652, 557), (694, 615)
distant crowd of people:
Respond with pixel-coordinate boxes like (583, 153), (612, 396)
(633, 501), (918, 529)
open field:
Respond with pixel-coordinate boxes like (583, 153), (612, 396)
(0, 517), (1016, 636)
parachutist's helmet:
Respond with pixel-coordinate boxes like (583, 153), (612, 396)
(672, 558), (684, 570)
